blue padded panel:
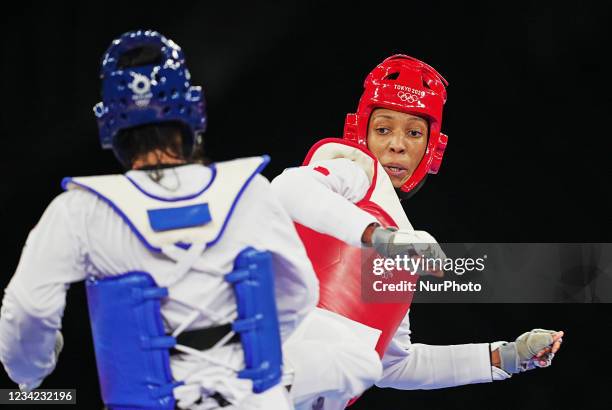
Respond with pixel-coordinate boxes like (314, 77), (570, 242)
(226, 248), (283, 393)
(86, 272), (181, 409)
(147, 203), (211, 232)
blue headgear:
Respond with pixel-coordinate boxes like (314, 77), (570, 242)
(93, 30), (206, 158)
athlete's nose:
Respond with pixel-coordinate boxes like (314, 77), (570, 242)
(388, 133), (406, 154)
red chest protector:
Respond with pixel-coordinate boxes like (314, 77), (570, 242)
(294, 138), (418, 357)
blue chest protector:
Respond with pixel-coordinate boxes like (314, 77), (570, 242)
(67, 157), (283, 409)
(87, 249), (281, 410)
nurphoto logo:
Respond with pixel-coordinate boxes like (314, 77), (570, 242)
(362, 248), (486, 303)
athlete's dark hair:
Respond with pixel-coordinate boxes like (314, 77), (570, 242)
(114, 122), (188, 170)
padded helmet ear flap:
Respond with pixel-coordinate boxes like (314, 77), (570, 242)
(429, 133), (448, 175)
(343, 113), (359, 143)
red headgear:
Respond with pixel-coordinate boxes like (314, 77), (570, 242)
(344, 55), (449, 193)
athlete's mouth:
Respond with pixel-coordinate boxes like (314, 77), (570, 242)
(383, 163), (409, 179)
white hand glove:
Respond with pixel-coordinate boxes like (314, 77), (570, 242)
(371, 227), (447, 276)
(497, 329), (563, 374)
(18, 331), (64, 392)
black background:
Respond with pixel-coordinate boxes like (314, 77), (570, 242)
(1, 1), (611, 409)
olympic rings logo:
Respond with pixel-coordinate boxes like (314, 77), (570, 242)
(397, 91), (420, 103)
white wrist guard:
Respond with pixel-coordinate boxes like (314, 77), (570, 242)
(371, 228), (446, 266)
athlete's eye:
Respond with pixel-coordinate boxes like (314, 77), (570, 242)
(408, 130), (423, 137)
(376, 127), (391, 135)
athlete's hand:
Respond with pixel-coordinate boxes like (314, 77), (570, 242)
(19, 379), (42, 393)
(18, 331), (64, 392)
(493, 329), (564, 374)
(368, 226), (446, 277)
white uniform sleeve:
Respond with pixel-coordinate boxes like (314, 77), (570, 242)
(222, 175), (319, 340)
(0, 191), (88, 385)
(270, 158), (378, 247)
(376, 312), (495, 390)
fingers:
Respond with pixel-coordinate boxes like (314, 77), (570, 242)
(552, 331), (564, 342)
(530, 351), (554, 367)
(551, 331), (564, 354)
(537, 355), (552, 367)
(534, 331), (564, 357)
(535, 346), (551, 358)
(532, 331), (564, 367)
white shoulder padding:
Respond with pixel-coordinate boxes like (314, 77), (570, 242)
(62, 156), (268, 252)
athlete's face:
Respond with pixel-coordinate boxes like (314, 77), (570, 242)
(366, 108), (428, 188)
